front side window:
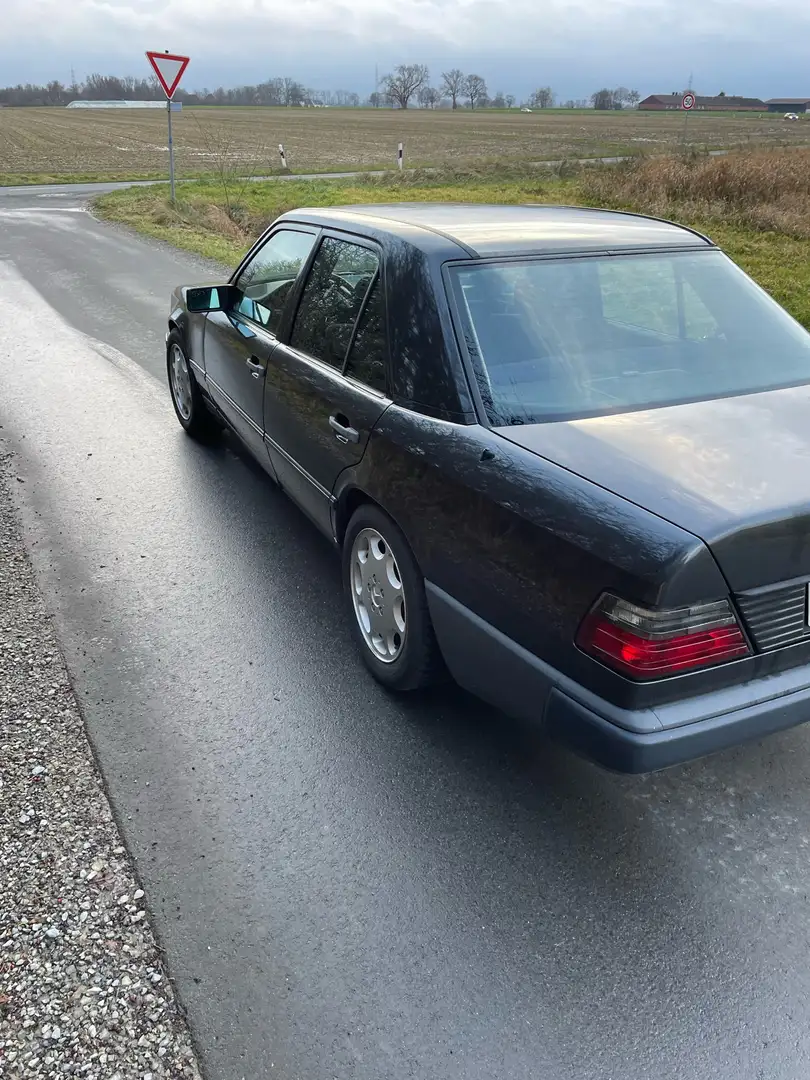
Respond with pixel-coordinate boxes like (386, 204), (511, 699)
(290, 237), (379, 368)
(233, 229), (316, 333)
(450, 250), (810, 424)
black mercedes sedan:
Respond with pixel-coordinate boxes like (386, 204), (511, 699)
(166, 202), (810, 773)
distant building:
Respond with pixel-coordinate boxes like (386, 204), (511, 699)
(765, 98), (810, 113)
(638, 94), (765, 112)
(66, 100), (166, 109)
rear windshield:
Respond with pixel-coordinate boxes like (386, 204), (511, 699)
(449, 250), (810, 424)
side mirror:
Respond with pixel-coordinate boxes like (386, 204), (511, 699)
(185, 285), (240, 313)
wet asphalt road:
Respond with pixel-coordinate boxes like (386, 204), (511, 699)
(2, 185), (810, 1080)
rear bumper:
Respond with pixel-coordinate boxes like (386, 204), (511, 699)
(543, 685), (810, 773)
(426, 583), (810, 774)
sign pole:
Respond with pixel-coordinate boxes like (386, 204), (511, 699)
(681, 92), (695, 146)
(145, 50), (190, 205)
(167, 99), (176, 205)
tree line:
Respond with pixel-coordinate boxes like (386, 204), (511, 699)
(0, 69), (640, 111)
(0, 75), (358, 108)
(375, 68), (641, 110)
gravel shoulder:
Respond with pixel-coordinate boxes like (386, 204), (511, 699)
(0, 449), (202, 1079)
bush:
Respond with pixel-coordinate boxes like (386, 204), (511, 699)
(578, 149), (810, 238)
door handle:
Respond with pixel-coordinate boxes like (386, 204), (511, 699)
(246, 356), (264, 379)
(329, 414), (360, 444)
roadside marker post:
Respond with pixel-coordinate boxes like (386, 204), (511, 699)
(397, 142), (404, 170)
(146, 50), (190, 205)
(279, 144), (288, 170)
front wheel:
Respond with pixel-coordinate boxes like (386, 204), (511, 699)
(342, 503), (444, 691)
(167, 329), (219, 440)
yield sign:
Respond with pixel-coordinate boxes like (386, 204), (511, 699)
(146, 51), (190, 99)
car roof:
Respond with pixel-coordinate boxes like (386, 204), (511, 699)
(280, 203), (712, 258)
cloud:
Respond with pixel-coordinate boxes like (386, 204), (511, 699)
(4, 0), (810, 97)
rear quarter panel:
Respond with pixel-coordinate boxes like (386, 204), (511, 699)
(338, 406), (742, 710)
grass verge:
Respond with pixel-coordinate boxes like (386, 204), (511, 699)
(93, 155), (810, 329)
(0, 171), (170, 187)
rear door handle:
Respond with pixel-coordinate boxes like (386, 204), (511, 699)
(246, 355), (264, 379)
(329, 414), (360, 444)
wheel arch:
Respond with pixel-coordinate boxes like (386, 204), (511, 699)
(334, 485), (383, 548)
(167, 316), (187, 348)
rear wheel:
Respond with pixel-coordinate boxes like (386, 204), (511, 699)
(343, 503), (443, 691)
(167, 329), (219, 440)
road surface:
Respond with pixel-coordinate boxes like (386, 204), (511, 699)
(2, 185), (810, 1080)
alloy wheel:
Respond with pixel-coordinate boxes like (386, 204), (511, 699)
(350, 527), (407, 663)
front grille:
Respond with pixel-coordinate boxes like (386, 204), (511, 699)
(735, 583), (810, 652)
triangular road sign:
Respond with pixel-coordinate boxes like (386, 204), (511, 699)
(146, 51), (190, 99)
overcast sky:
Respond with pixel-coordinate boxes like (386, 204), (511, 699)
(4, 0), (810, 100)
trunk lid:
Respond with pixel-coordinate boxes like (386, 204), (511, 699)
(495, 384), (810, 595)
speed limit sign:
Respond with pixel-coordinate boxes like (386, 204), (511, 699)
(681, 93), (695, 110)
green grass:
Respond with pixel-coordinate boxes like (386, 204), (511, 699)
(92, 167), (810, 330)
(0, 165), (378, 188)
(93, 172), (574, 264)
(0, 171), (170, 186)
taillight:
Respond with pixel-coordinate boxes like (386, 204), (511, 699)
(577, 594), (749, 680)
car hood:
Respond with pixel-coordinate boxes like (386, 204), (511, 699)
(494, 384), (810, 592)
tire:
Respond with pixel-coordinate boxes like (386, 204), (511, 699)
(342, 502), (444, 691)
(166, 329), (219, 440)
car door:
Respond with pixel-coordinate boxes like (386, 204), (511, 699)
(202, 226), (318, 458)
(263, 233), (391, 536)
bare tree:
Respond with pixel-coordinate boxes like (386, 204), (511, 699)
(381, 64), (429, 109)
(612, 87), (631, 110)
(505, 94), (516, 109)
(529, 86), (555, 109)
(280, 77), (306, 106)
(417, 85), (440, 109)
(464, 74), (487, 110)
(441, 68), (465, 110)
(591, 88), (615, 111)
(626, 89), (641, 107)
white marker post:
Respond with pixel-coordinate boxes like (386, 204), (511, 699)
(397, 142), (404, 171)
(146, 50), (190, 205)
(279, 144), (288, 170)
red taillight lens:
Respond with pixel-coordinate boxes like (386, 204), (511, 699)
(577, 594), (749, 680)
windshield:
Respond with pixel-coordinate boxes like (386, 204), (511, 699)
(449, 250), (810, 425)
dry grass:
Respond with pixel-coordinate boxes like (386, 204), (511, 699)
(1, 105), (808, 182)
(580, 148), (810, 238)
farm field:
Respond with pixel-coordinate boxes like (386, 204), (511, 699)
(0, 105), (807, 183)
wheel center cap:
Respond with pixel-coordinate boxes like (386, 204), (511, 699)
(368, 577), (384, 612)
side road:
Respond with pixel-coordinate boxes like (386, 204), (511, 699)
(0, 449), (202, 1080)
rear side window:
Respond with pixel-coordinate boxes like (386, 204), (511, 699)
(344, 279), (387, 393)
(290, 237), (379, 368)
